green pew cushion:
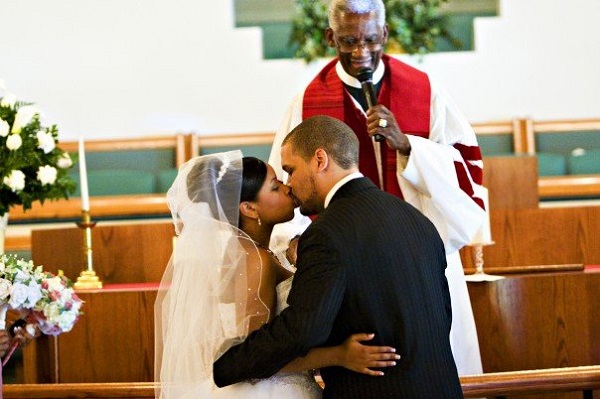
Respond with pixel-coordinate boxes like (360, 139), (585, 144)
(71, 170), (156, 196)
(478, 134), (515, 156)
(84, 149), (176, 174)
(536, 130), (600, 159)
(156, 168), (179, 193)
(536, 153), (567, 176)
(568, 148), (600, 175)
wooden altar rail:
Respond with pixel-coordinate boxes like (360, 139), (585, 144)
(2, 382), (156, 398)
(3, 366), (600, 398)
(460, 366), (600, 398)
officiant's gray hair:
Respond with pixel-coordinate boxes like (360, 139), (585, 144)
(282, 115), (359, 170)
(328, 0), (386, 31)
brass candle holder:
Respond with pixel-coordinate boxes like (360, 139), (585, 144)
(73, 210), (103, 289)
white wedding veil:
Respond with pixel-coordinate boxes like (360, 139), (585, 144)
(155, 150), (270, 398)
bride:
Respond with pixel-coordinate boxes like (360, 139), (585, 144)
(155, 151), (398, 398)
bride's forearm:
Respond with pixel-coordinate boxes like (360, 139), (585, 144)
(280, 346), (341, 372)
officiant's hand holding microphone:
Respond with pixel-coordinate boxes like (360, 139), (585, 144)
(357, 68), (411, 156)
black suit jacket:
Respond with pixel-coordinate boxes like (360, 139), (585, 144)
(214, 178), (462, 398)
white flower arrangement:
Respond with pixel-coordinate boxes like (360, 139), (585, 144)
(0, 81), (76, 217)
(0, 253), (83, 336)
(0, 254), (44, 317)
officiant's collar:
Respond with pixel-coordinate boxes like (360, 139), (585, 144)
(336, 61), (385, 89)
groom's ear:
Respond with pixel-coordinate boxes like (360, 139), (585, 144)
(314, 148), (329, 173)
(239, 201), (258, 218)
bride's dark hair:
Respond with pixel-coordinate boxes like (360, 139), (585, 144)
(241, 157), (267, 202)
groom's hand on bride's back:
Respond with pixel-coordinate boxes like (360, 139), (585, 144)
(338, 333), (400, 376)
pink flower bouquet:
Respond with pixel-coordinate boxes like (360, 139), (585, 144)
(28, 271), (83, 336)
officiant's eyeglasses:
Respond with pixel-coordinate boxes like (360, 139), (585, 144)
(334, 35), (383, 53)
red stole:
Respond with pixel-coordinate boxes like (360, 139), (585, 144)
(302, 55), (431, 199)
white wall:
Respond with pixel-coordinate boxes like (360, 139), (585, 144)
(0, 0), (599, 140)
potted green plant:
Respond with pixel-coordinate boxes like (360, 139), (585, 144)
(289, 0), (461, 62)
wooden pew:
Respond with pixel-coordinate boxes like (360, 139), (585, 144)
(190, 131), (275, 161)
(530, 118), (600, 199)
(472, 119), (530, 154)
(6, 119), (599, 254)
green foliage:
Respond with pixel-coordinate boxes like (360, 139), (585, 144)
(289, 0), (336, 62)
(290, 0), (462, 62)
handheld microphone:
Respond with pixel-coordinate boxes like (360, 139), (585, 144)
(356, 68), (385, 142)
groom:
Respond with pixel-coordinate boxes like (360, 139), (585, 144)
(213, 116), (462, 398)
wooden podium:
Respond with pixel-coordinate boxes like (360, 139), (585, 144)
(22, 222), (175, 383)
(468, 268), (600, 373)
(31, 222), (174, 284)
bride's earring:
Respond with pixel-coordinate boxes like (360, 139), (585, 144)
(257, 216), (262, 226)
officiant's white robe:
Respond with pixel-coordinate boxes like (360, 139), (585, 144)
(268, 63), (486, 376)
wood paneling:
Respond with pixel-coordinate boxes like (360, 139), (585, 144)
(483, 156), (539, 210)
(22, 288), (158, 383)
(31, 222), (174, 284)
(462, 206), (600, 270)
(486, 207), (600, 268)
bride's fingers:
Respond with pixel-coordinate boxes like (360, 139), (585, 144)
(358, 367), (386, 376)
(365, 345), (398, 354)
(370, 351), (401, 360)
(349, 332), (376, 342)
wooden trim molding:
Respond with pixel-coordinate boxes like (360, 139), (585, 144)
(3, 366), (599, 398)
(196, 132), (275, 147)
(59, 133), (190, 167)
(9, 194), (169, 221)
(539, 175), (600, 198)
(2, 382), (157, 398)
(533, 118), (600, 133)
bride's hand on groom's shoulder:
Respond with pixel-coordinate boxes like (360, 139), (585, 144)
(338, 333), (400, 376)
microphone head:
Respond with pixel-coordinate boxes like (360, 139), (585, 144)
(356, 68), (373, 83)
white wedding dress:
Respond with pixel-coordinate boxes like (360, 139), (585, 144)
(156, 152), (322, 399)
(213, 277), (323, 399)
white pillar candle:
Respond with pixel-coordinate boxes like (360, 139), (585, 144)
(78, 136), (90, 211)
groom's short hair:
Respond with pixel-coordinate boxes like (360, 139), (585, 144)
(282, 115), (359, 169)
